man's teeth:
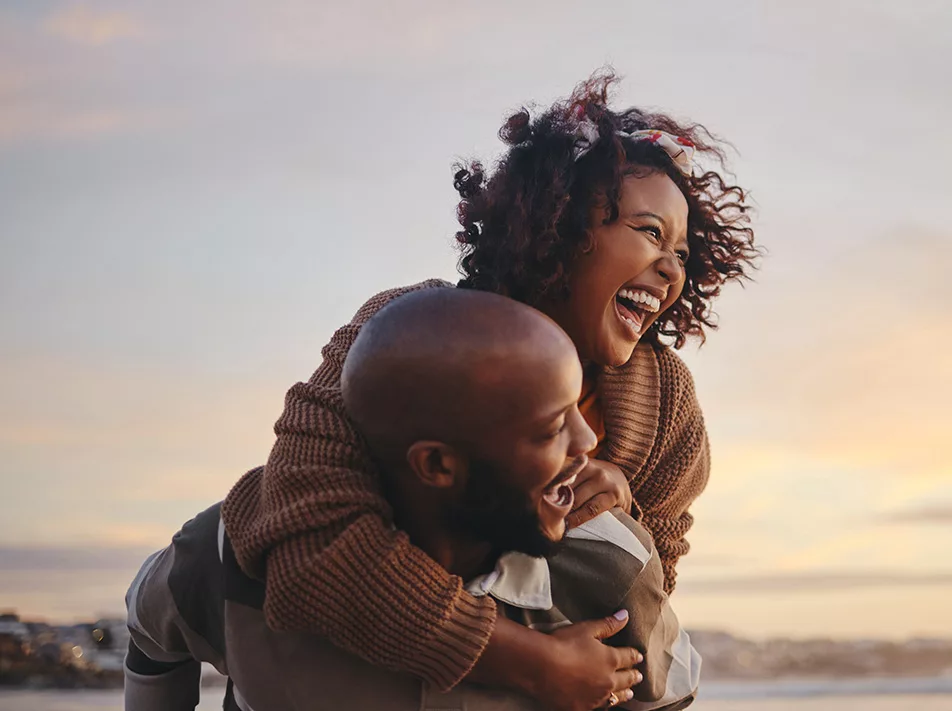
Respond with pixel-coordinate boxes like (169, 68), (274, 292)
(545, 472), (579, 504)
(618, 288), (661, 313)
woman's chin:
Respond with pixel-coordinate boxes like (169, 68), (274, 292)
(596, 339), (639, 368)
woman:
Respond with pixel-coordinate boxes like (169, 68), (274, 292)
(222, 71), (758, 711)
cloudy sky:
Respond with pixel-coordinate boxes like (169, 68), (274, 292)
(2, 1), (950, 640)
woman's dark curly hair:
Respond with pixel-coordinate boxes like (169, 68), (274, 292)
(454, 69), (760, 349)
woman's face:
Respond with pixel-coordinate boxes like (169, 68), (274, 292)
(544, 171), (690, 367)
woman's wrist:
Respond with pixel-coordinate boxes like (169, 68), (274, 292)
(468, 615), (551, 698)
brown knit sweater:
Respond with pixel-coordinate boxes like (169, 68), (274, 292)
(221, 280), (710, 691)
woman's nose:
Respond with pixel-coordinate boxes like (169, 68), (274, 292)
(655, 252), (682, 284)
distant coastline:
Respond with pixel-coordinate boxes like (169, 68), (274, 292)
(3, 610), (952, 690)
(689, 629), (952, 681)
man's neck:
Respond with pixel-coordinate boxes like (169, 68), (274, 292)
(392, 493), (497, 581)
(413, 530), (497, 581)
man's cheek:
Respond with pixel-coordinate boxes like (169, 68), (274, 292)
(538, 501), (560, 528)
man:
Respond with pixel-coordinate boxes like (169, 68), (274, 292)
(124, 289), (699, 710)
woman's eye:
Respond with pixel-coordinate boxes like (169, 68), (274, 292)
(676, 250), (690, 263)
(633, 225), (662, 242)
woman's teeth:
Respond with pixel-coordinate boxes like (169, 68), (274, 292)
(617, 288), (661, 313)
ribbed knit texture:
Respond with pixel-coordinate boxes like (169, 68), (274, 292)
(221, 280), (710, 690)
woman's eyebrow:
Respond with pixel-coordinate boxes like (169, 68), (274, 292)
(626, 210), (667, 226)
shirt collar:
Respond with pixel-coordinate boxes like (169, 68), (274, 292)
(465, 550), (553, 610)
(464, 511), (650, 611)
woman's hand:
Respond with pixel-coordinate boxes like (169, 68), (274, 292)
(566, 458), (632, 529)
(541, 610), (643, 710)
(471, 612), (642, 711)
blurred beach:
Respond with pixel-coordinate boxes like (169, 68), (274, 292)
(3, 678), (952, 710)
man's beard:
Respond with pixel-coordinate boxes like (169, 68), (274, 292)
(446, 458), (564, 559)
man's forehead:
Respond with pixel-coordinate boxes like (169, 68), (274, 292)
(470, 355), (579, 424)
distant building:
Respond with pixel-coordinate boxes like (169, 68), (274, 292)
(89, 618), (130, 672)
(0, 617), (29, 641)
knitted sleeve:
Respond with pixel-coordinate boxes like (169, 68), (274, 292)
(636, 348), (711, 594)
(220, 280), (497, 691)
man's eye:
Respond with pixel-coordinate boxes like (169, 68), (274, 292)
(547, 422), (567, 439)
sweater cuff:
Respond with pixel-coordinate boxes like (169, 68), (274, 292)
(409, 591), (498, 691)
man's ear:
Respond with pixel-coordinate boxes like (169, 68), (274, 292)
(406, 441), (466, 489)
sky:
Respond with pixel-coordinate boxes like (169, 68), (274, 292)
(1, 0), (951, 641)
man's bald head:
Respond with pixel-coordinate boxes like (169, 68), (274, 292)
(341, 288), (578, 467)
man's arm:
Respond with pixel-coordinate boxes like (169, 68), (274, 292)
(124, 548), (203, 711)
(124, 505), (228, 711)
(616, 554), (700, 710)
(124, 640), (202, 711)
(550, 511), (701, 710)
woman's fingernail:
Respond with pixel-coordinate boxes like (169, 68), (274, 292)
(613, 609), (629, 621)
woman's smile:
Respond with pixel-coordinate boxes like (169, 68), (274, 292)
(546, 172), (689, 367)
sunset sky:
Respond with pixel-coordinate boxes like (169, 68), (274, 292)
(2, 1), (950, 641)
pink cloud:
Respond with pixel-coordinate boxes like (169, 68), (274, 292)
(42, 3), (142, 46)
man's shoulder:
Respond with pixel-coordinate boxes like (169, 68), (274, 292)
(567, 510), (656, 566)
(548, 511), (665, 622)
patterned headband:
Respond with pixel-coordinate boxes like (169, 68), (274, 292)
(572, 119), (696, 176)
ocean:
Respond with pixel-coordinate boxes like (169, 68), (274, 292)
(2, 678), (952, 711)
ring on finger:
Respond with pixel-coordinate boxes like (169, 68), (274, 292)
(606, 692), (619, 707)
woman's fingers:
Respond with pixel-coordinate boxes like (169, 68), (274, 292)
(570, 477), (613, 510)
(612, 668), (643, 691)
(567, 491), (617, 528)
(614, 645), (643, 671)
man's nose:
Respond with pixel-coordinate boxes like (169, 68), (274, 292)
(571, 411), (599, 456)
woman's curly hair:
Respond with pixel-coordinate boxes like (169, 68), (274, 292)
(454, 69), (760, 349)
